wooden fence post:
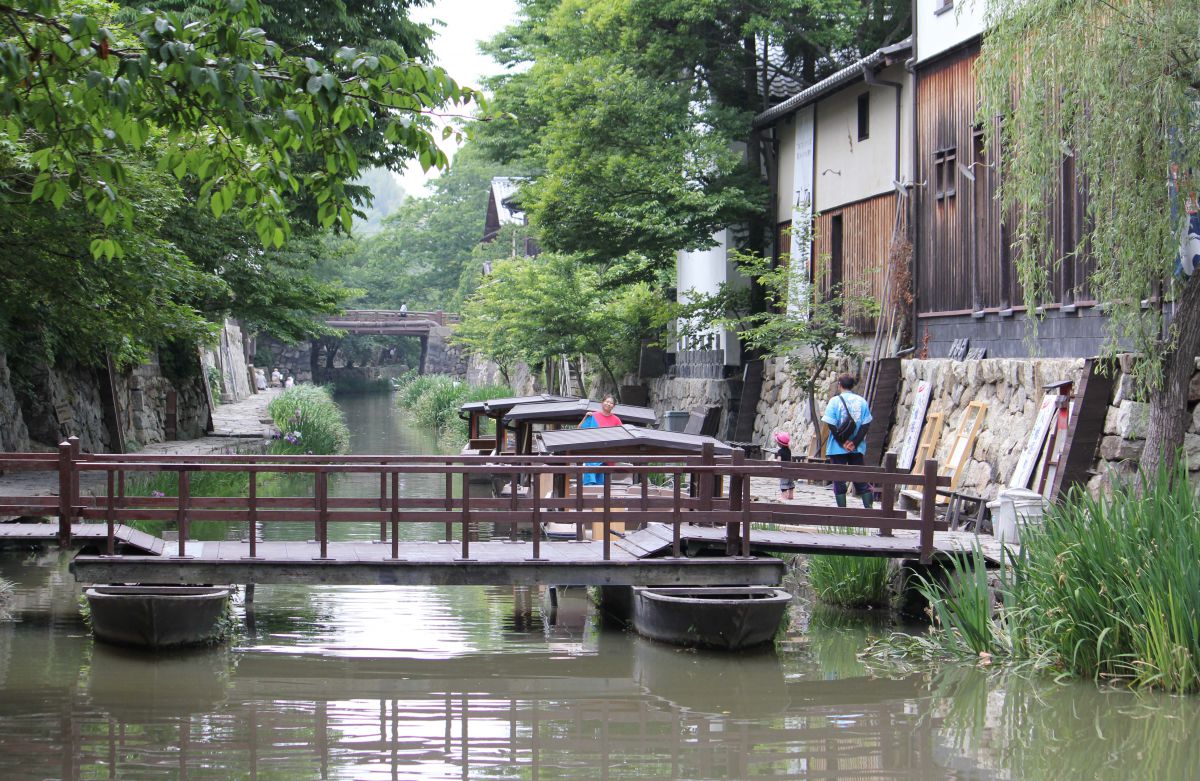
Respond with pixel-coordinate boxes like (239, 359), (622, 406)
(726, 449), (744, 555)
(879, 451), (896, 537)
(57, 439), (75, 548)
(920, 458), (937, 564)
(177, 470), (190, 558)
(459, 475), (473, 561)
(700, 442), (714, 513)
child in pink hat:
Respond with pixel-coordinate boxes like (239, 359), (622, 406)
(774, 431), (794, 500)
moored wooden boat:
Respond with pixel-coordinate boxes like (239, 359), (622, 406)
(631, 586), (790, 651)
(85, 585), (232, 649)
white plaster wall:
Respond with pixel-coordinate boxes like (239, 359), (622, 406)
(675, 228), (748, 365)
(813, 64), (912, 212)
(774, 119), (797, 223)
(916, 0), (986, 64)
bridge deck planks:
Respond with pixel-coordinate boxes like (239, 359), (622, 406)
(621, 523), (1011, 565)
(70, 536), (786, 586)
(0, 523), (164, 555)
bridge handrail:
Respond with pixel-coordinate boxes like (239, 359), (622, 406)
(15, 439), (945, 563)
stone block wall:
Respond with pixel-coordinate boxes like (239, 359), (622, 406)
(745, 354), (1200, 500)
(0, 350), (209, 454)
(885, 359), (1085, 498)
(200, 320), (252, 403)
(647, 377), (738, 440)
(752, 357), (860, 457)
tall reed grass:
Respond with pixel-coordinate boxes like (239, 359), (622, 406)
(808, 529), (893, 608)
(267, 385), (351, 455)
(393, 372), (513, 439)
(881, 459), (1200, 693)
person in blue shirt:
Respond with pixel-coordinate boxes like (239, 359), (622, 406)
(821, 373), (874, 508)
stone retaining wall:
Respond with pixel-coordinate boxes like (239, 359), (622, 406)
(0, 349), (209, 453)
(747, 355), (1200, 499)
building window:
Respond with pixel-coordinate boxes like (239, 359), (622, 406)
(935, 0), (954, 14)
(934, 147), (957, 202)
(857, 93), (870, 141)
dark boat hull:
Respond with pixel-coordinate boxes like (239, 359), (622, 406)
(631, 587), (790, 651)
(85, 586), (232, 649)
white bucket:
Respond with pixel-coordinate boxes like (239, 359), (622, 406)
(986, 488), (1048, 544)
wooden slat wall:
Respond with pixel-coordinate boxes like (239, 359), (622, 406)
(916, 48), (977, 313)
(916, 45), (1097, 314)
(813, 193), (896, 333)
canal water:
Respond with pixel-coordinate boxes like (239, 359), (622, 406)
(1, 393), (1198, 779)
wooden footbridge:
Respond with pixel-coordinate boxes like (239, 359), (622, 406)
(324, 309), (460, 335)
(0, 440), (960, 587)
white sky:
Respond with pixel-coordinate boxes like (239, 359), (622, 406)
(396, 0), (522, 197)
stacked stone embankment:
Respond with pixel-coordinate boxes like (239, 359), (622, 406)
(750, 356), (1200, 500)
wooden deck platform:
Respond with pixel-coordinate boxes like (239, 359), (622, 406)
(618, 523), (1012, 565)
(0, 523), (164, 555)
(70, 537), (786, 586)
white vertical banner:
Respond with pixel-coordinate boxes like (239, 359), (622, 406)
(789, 105), (815, 318)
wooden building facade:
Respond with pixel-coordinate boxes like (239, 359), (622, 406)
(912, 23), (1104, 358)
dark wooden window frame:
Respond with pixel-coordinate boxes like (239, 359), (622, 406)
(857, 92), (870, 142)
(934, 147), (957, 203)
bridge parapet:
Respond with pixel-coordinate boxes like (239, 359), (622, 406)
(2, 445), (949, 575)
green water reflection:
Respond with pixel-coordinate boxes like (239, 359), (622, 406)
(0, 393), (1198, 779)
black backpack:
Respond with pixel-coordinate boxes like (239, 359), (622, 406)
(829, 396), (858, 443)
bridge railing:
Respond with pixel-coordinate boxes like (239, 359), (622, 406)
(1, 440), (949, 562)
(333, 310), (461, 326)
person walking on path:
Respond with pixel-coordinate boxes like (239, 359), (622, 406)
(579, 395), (622, 486)
(821, 373), (874, 508)
(774, 431), (794, 500)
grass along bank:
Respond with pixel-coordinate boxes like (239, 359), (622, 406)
(867, 459), (1200, 693)
(124, 385), (350, 539)
(393, 372), (513, 440)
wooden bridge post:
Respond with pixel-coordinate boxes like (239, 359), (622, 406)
(176, 470), (190, 558)
(315, 470), (329, 560)
(508, 471), (519, 542)
(740, 469), (752, 558)
(379, 472), (388, 543)
(700, 442), (715, 512)
(920, 458), (938, 564)
(528, 468), (544, 561)
(388, 471), (401, 561)
(574, 462), (585, 542)
(443, 473), (454, 543)
(671, 472), (682, 558)
(246, 469), (260, 560)
(105, 470), (115, 556)
(726, 449), (744, 555)
(57, 439), (76, 548)
(602, 477), (612, 560)
(459, 475), (474, 561)
(879, 451), (896, 537)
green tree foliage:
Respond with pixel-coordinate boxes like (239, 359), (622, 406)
(0, 0), (475, 363)
(453, 254), (671, 391)
(335, 144), (528, 310)
(977, 0), (1200, 474)
(691, 243), (878, 436)
(477, 0), (907, 274)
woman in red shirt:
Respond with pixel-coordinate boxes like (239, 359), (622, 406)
(580, 395), (621, 485)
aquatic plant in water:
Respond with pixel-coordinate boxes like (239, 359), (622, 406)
(267, 385), (351, 455)
(868, 458), (1200, 693)
(807, 528), (893, 608)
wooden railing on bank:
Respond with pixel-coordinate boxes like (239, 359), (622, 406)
(0, 439), (950, 563)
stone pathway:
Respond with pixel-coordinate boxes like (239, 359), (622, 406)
(0, 389), (280, 500)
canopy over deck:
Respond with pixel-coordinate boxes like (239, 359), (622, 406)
(504, 400), (658, 427)
(460, 394), (578, 419)
(535, 425), (732, 457)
